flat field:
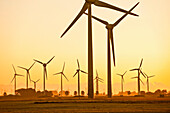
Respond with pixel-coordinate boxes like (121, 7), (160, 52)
(0, 96), (170, 113)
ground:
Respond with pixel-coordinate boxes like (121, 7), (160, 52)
(0, 96), (170, 112)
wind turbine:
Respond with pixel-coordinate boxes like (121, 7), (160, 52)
(144, 73), (155, 92)
(11, 65), (24, 94)
(94, 70), (104, 95)
(60, 0), (138, 98)
(73, 59), (88, 96)
(130, 59), (146, 95)
(131, 76), (145, 94)
(117, 71), (127, 94)
(18, 62), (36, 89)
(31, 79), (40, 91)
(84, 2), (139, 98)
(54, 62), (69, 96)
(34, 56), (55, 92)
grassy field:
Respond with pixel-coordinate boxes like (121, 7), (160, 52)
(0, 96), (170, 112)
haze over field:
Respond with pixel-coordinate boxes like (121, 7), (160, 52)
(0, 0), (170, 95)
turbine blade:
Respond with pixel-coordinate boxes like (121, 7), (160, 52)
(129, 68), (139, 71)
(28, 73), (31, 81)
(123, 71), (127, 76)
(60, 2), (88, 38)
(77, 59), (80, 69)
(94, 0), (138, 16)
(80, 70), (88, 74)
(117, 74), (122, 76)
(96, 70), (98, 77)
(98, 79), (104, 83)
(62, 62), (65, 72)
(29, 62), (36, 70)
(98, 77), (104, 81)
(34, 59), (43, 64)
(110, 30), (116, 66)
(144, 72), (148, 78)
(149, 75), (155, 78)
(47, 56), (55, 64)
(139, 58), (143, 68)
(131, 77), (138, 79)
(18, 66), (27, 70)
(73, 71), (78, 77)
(63, 73), (69, 81)
(36, 79), (40, 83)
(84, 12), (108, 25)
(54, 72), (61, 75)
(140, 70), (146, 78)
(16, 74), (24, 77)
(12, 64), (16, 74)
(11, 75), (16, 83)
(45, 68), (48, 80)
(140, 79), (144, 85)
(113, 2), (139, 27)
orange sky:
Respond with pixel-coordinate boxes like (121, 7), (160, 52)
(0, 0), (170, 95)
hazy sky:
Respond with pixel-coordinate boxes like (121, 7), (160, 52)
(0, 0), (170, 95)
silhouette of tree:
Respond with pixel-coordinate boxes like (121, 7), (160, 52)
(65, 91), (70, 96)
(81, 91), (85, 96)
(74, 91), (77, 96)
(162, 89), (167, 94)
(154, 89), (161, 94)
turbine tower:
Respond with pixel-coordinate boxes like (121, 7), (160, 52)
(18, 62), (36, 89)
(94, 70), (104, 95)
(34, 56), (55, 93)
(60, 0), (138, 98)
(54, 62), (69, 96)
(144, 73), (155, 92)
(11, 65), (24, 94)
(130, 59), (146, 95)
(131, 76), (145, 94)
(84, 2), (139, 98)
(31, 79), (40, 91)
(73, 59), (88, 96)
(117, 71), (127, 95)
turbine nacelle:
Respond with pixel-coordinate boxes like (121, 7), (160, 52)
(106, 24), (114, 29)
(43, 64), (47, 67)
(86, 0), (96, 4)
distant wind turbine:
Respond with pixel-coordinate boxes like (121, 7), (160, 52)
(54, 62), (69, 96)
(130, 59), (146, 95)
(11, 65), (24, 94)
(144, 73), (155, 92)
(117, 71), (127, 94)
(60, 0), (138, 98)
(18, 62), (36, 89)
(73, 59), (88, 96)
(94, 70), (104, 95)
(84, 2), (139, 98)
(31, 79), (40, 91)
(34, 56), (55, 93)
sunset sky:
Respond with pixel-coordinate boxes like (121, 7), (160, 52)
(0, 0), (170, 95)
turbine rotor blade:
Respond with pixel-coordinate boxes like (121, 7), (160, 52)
(77, 59), (80, 69)
(73, 71), (78, 77)
(130, 68), (139, 71)
(34, 59), (43, 65)
(62, 62), (65, 72)
(36, 79), (40, 83)
(29, 62), (36, 70)
(140, 79), (144, 85)
(28, 73), (31, 82)
(98, 77), (104, 81)
(149, 75), (155, 78)
(98, 79), (104, 83)
(11, 75), (16, 83)
(139, 58), (143, 68)
(140, 70), (146, 78)
(60, 2), (88, 38)
(12, 65), (16, 74)
(117, 74), (122, 76)
(80, 70), (88, 74)
(47, 56), (55, 64)
(131, 77), (138, 79)
(123, 71), (127, 76)
(16, 74), (24, 77)
(63, 73), (69, 81)
(113, 2), (139, 27)
(94, 0), (138, 16)
(110, 30), (116, 66)
(18, 66), (27, 70)
(96, 70), (98, 77)
(54, 72), (62, 75)
(84, 12), (108, 25)
(45, 68), (48, 80)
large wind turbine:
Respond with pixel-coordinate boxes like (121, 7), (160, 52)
(130, 59), (146, 95)
(94, 70), (104, 95)
(31, 79), (40, 91)
(60, 0), (138, 98)
(117, 71), (127, 94)
(144, 73), (155, 92)
(73, 59), (88, 96)
(18, 62), (36, 89)
(34, 56), (55, 92)
(84, 2), (139, 98)
(11, 65), (24, 94)
(54, 62), (69, 96)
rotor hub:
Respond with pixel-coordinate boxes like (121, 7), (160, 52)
(106, 24), (113, 29)
(43, 64), (46, 67)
